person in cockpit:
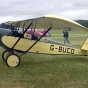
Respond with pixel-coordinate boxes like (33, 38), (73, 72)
(29, 32), (38, 40)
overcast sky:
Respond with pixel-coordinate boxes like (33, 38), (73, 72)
(0, 0), (88, 23)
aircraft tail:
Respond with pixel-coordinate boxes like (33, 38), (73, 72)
(81, 38), (88, 50)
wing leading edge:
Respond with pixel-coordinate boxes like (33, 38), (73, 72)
(11, 14), (88, 31)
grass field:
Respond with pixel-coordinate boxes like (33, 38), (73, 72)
(0, 30), (88, 88)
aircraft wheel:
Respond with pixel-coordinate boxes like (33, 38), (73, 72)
(5, 54), (20, 67)
(2, 50), (14, 61)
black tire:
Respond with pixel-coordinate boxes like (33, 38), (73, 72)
(5, 53), (20, 67)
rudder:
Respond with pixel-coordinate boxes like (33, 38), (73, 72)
(81, 38), (88, 50)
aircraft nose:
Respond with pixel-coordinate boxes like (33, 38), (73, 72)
(0, 28), (11, 48)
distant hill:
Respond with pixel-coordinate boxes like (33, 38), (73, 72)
(75, 20), (88, 28)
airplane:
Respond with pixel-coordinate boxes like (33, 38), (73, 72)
(27, 29), (51, 37)
(0, 14), (88, 68)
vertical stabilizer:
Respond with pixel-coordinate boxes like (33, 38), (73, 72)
(81, 38), (88, 50)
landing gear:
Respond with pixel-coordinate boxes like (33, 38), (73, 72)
(5, 54), (20, 67)
(2, 49), (21, 67)
(2, 49), (13, 61)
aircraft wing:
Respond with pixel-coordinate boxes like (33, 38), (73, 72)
(11, 14), (88, 31)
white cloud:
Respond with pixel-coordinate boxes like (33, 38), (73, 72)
(0, 0), (88, 23)
(58, 9), (88, 20)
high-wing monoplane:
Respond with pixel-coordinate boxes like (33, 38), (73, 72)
(0, 14), (88, 67)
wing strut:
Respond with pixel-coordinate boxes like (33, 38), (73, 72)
(7, 24), (17, 36)
(11, 22), (33, 49)
(25, 26), (52, 53)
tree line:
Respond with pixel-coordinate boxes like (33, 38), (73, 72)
(75, 20), (88, 28)
(0, 23), (11, 29)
